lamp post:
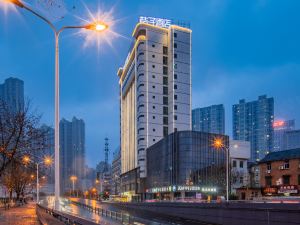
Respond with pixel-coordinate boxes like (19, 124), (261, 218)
(23, 155), (53, 203)
(212, 138), (229, 202)
(7, 0), (109, 209)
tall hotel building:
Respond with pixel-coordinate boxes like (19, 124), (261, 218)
(118, 17), (192, 180)
(233, 95), (274, 162)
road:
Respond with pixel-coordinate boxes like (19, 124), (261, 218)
(70, 197), (215, 225)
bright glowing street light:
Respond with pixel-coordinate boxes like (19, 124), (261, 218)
(3, 0), (24, 8)
(85, 21), (109, 32)
(212, 138), (229, 202)
(4, 0), (110, 209)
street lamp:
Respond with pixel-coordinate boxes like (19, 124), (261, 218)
(6, 0), (109, 209)
(70, 175), (77, 197)
(212, 138), (229, 202)
(23, 155), (53, 203)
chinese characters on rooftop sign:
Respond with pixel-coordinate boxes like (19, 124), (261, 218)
(139, 16), (172, 28)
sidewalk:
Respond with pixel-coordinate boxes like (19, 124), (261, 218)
(0, 201), (39, 225)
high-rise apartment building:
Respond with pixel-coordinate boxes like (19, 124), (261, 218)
(59, 117), (85, 193)
(233, 95), (274, 162)
(283, 130), (300, 150)
(192, 104), (225, 134)
(273, 120), (295, 151)
(0, 77), (24, 112)
(118, 17), (192, 179)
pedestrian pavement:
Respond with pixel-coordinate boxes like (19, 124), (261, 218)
(0, 201), (39, 225)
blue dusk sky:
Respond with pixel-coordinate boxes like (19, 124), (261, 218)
(0, 0), (299, 167)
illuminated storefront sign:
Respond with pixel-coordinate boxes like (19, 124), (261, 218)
(278, 185), (298, 194)
(146, 185), (217, 193)
(139, 16), (172, 28)
(273, 120), (285, 128)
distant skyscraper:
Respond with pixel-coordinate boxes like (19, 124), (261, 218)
(60, 117), (85, 193)
(192, 104), (225, 134)
(273, 119), (295, 151)
(0, 77), (24, 112)
(283, 130), (300, 150)
(118, 17), (192, 179)
(233, 95), (274, 162)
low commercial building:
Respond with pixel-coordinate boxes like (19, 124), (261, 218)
(259, 148), (300, 196)
(146, 131), (229, 201)
(229, 140), (251, 193)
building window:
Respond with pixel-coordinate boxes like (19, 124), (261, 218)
(174, 43), (177, 48)
(163, 86), (168, 95)
(163, 97), (168, 105)
(174, 128), (178, 132)
(152, 116), (155, 119)
(163, 56), (168, 65)
(239, 161), (244, 168)
(138, 138), (145, 144)
(138, 127), (144, 134)
(233, 160), (237, 168)
(163, 77), (168, 85)
(174, 64), (177, 69)
(153, 139), (156, 142)
(284, 160), (289, 169)
(174, 105), (177, 110)
(174, 115), (177, 120)
(137, 115), (144, 121)
(174, 95), (177, 100)
(283, 175), (290, 185)
(152, 44), (155, 48)
(152, 85), (155, 89)
(163, 46), (168, 55)
(152, 55), (155, 58)
(163, 117), (168, 125)
(174, 84), (177, 89)
(174, 32), (177, 38)
(267, 163), (271, 170)
(174, 74), (177, 79)
(163, 107), (168, 115)
(163, 66), (168, 75)
(152, 106), (155, 109)
(152, 75), (155, 78)
(152, 95), (155, 99)
(240, 177), (243, 184)
(174, 53), (177, 59)
(153, 128), (156, 132)
(163, 126), (168, 137)
(265, 176), (272, 186)
(152, 65), (155, 68)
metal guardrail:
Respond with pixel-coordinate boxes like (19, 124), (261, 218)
(71, 200), (132, 224)
(36, 203), (89, 225)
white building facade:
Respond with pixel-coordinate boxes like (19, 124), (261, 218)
(230, 140), (251, 192)
(118, 18), (192, 179)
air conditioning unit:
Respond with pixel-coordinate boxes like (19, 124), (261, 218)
(279, 166), (284, 170)
(266, 170), (271, 174)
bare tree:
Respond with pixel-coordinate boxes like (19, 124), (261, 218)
(0, 100), (48, 177)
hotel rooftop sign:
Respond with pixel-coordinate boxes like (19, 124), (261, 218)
(139, 16), (172, 28)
